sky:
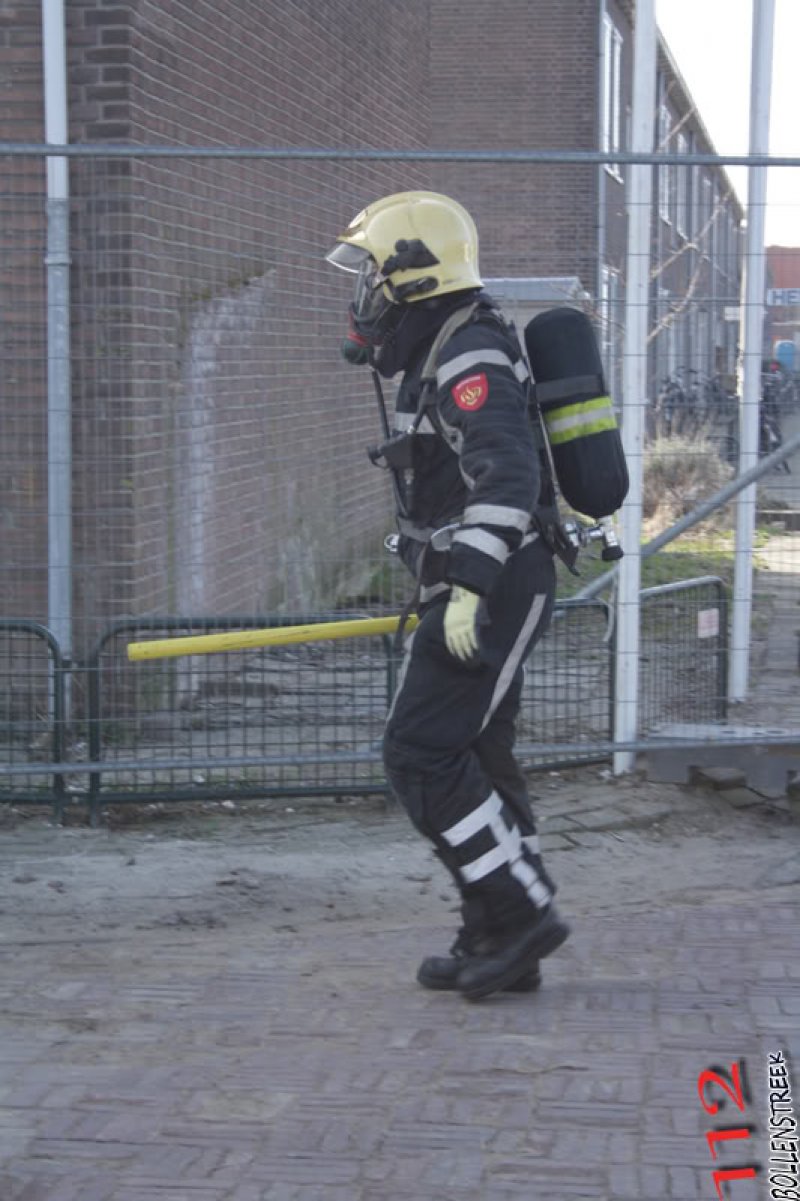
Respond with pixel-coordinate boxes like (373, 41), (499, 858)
(654, 0), (800, 247)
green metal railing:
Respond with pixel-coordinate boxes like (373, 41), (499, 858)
(0, 621), (68, 818)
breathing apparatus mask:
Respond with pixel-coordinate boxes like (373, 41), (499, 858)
(325, 243), (394, 365)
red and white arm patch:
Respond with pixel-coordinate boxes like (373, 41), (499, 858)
(451, 372), (489, 412)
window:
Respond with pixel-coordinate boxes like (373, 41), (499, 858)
(600, 265), (622, 398)
(717, 199), (727, 274)
(655, 286), (676, 391)
(697, 173), (712, 256)
(695, 308), (710, 374)
(676, 133), (688, 236)
(727, 214), (738, 281)
(602, 15), (623, 178)
(693, 164), (702, 236)
(658, 104), (672, 223)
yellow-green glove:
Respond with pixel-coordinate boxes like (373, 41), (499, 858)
(443, 585), (481, 662)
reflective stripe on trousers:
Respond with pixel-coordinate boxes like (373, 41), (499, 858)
(383, 538), (556, 930)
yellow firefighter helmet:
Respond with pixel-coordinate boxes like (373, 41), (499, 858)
(326, 190), (482, 314)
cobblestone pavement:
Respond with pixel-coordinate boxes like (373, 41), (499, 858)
(1, 771), (799, 1201)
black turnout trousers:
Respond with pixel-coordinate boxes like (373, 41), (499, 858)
(383, 538), (557, 940)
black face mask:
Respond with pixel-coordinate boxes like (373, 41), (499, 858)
(372, 290), (483, 378)
(370, 304), (425, 378)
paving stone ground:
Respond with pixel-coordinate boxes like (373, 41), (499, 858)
(1, 766), (798, 1201)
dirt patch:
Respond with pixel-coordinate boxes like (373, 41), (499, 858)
(1, 768), (797, 950)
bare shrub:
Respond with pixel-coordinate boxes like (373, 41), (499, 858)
(643, 429), (734, 537)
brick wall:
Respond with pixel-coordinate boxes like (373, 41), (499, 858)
(0, 2), (47, 619)
(70, 0), (436, 641)
(426, 0), (599, 289)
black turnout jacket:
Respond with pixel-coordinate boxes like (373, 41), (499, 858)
(389, 294), (543, 603)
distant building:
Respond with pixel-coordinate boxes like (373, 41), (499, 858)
(765, 246), (800, 365)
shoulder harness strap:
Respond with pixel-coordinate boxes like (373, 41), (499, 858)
(411, 301), (481, 425)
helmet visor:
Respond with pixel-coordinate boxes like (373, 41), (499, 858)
(325, 242), (370, 274)
(326, 242), (390, 325)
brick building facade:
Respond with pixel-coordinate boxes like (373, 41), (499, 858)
(0, 0), (743, 655)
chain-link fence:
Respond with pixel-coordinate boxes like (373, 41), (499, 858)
(2, 141), (799, 817)
(3, 146), (800, 803)
(3, 0), (800, 823)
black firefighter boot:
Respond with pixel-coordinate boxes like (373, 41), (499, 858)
(417, 930), (542, 994)
(456, 904), (570, 1001)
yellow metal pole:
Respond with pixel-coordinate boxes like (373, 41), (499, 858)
(126, 614), (418, 661)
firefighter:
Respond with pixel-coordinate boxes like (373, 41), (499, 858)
(326, 191), (570, 1000)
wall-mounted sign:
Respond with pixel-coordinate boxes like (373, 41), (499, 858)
(767, 288), (800, 306)
(697, 608), (720, 639)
